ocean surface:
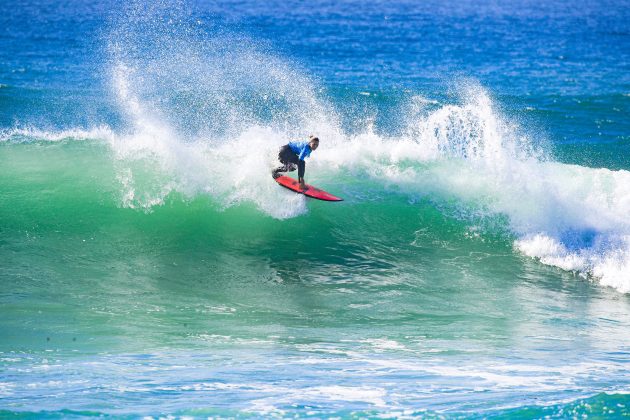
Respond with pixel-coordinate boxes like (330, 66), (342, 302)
(2, 0), (630, 417)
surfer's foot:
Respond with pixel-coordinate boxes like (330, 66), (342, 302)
(271, 169), (281, 179)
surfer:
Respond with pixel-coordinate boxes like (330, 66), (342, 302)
(271, 135), (319, 189)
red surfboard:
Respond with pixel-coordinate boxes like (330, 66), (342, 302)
(274, 175), (343, 202)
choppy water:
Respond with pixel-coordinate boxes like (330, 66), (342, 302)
(1, 0), (630, 417)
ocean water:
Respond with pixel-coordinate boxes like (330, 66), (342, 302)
(1, 0), (630, 418)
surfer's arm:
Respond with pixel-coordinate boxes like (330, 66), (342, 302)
(297, 160), (306, 187)
(298, 145), (311, 161)
(297, 145), (310, 187)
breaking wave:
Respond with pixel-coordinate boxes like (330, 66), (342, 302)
(2, 0), (629, 293)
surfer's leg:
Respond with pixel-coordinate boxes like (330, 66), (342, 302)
(272, 164), (294, 178)
(286, 152), (300, 173)
(272, 146), (291, 178)
(272, 146), (299, 178)
(272, 162), (296, 178)
(271, 146), (296, 179)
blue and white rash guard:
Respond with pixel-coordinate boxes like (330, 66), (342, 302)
(288, 141), (312, 161)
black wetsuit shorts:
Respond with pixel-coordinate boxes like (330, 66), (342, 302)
(278, 144), (306, 178)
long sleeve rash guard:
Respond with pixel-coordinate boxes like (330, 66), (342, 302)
(288, 141), (312, 161)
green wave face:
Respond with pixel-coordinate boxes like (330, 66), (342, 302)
(1, 128), (627, 348)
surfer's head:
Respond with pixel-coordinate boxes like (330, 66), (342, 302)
(309, 135), (319, 151)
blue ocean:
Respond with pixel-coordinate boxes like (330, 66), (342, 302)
(1, 0), (630, 417)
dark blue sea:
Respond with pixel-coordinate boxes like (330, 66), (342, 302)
(1, 0), (630, 418)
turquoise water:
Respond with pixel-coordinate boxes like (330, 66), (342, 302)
(1, 0), (630, 417)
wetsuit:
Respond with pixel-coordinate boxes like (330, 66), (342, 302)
(272, 141), (312, 179)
